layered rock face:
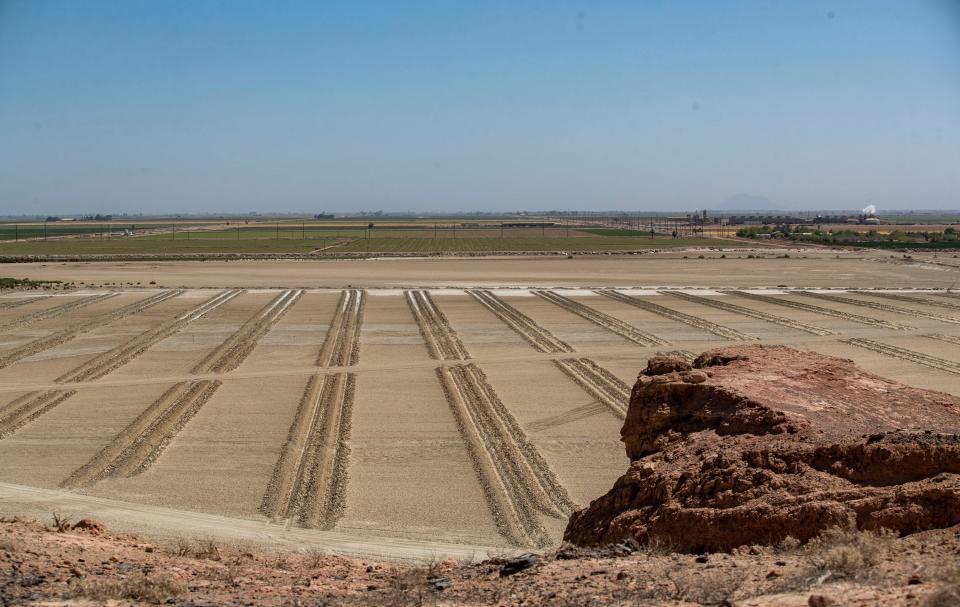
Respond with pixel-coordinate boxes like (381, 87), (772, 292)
(564, 345), (960, 552)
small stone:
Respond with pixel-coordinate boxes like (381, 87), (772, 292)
(680, 370), (708, 384)
(71, 519), (107, 535)
(428, 575), (450, 591)
(808, 595), (834, 607)
(695, 555), (709, 563)
(500, 554), (539, 577)
(908, 574), (923, 585)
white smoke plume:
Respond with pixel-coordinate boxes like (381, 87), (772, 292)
(862, 204), (877, 216)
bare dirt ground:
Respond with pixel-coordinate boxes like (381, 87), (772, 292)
(0, 252), (959, 568)
(6, 248), (960, 288)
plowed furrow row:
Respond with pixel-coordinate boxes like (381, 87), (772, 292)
(0, 296), (48, 310)
(841, 338), (960, 375)
(61, 380), (221, 487)
(260, 372), (354, 529)
(0, 292), (117, 333)
(662, 291), (835, 336)
(0, 290), (183, 370)
(729, 291), (909, 329)
(317, 290), (365, 367)
(438, 363), (570, 548)
(405, 290), (470, 360)
(56, 290), (243, 383)
(800, 292), (960, 325)
(525, 401), (610, 433)
(468, 290), (574, 354)
(597, 290), (753, 341)
(532, 290), (668, 346)
(0, 390), (77, 439)
(553, 358), (630, 419)
(464, 364), (575, 515)
(192, 289), (303, 374)
(925, 334), (960, 346)
(859, 291), (960, 312)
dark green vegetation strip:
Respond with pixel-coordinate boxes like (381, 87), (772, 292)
(577, 228), (665, 237)
(0, 277), (61, 289)
(0, 235), (732, 256)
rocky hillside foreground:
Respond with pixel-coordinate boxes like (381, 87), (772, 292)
(1, 516), (960, 606)
(565, 345), (960, 552)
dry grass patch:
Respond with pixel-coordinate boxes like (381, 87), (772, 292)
(65, 573), (185, 604)
(926, 565), (960, 607)
(663, 565), (748, 605)
(807, 527), (896, 577)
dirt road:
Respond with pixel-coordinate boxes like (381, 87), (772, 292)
(4, 250), (957, 288)
(0, 481), (514, 563)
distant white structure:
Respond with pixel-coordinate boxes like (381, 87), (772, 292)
(859, 204), (880, 224)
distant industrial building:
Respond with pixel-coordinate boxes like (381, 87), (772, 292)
(500, 221), (558, 228)
(728, 213), (881, 225)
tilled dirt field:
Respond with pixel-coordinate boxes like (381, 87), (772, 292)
(1, 270), (959, 558)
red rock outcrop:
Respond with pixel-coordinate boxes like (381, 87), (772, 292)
(564, 345), (960, 552)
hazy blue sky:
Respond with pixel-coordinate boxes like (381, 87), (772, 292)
(1, 1), (958, 215)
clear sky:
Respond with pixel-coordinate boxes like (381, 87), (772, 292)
(1, 1), (958, 215)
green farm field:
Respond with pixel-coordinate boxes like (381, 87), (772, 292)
(0, 228), (731, 256)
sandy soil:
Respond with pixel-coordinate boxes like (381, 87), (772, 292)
(107, 291), (275, 379)
(342, 367), (502, 546)
(87, 375), (308, 519)
(480, 359), (626, 508)
(0, 383), (177, 486)
(233, 291), (339, 372)
(0, 292), (197, 385)
(1, 255), (960, 560)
